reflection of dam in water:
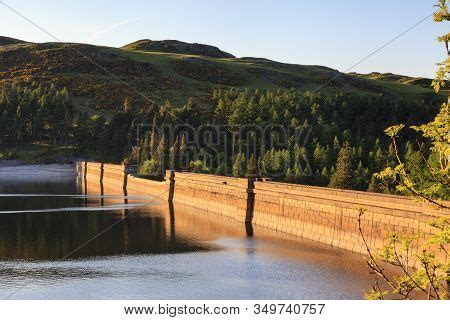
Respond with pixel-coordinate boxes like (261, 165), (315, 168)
(0, 164), (382, 299)
(83, 169), (377, 274)
(81, 161), (449, 264)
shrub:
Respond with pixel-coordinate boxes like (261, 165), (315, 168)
(189, 160), (209, 173)
(139, 159), (161, 177)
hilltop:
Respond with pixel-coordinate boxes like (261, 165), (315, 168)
(122, 39), (235, 58)
(0, 36), (439, 113)
(0, 36), (26, 46)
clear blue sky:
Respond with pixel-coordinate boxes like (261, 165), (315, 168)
(0, 0), (446, 78)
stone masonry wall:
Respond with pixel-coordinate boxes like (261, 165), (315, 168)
(252, 181), (448, 257)
(126, 175), (169, 199)
(172, 172), (252, 223)
(80, 162), (449, 258)
(102, 163), (127, 189)
(84, 162), (102, 181)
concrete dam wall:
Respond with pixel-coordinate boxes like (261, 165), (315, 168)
(78, 162), (449, 259)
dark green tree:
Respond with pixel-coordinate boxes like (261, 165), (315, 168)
(180, 133), (187, 170)
(246, 154), (258, 178)
(155, 136), (167, 174)
(329, 143), (354, 189)
(140, 136), (148, 165)
(233, 152), (246, 177)
(169, 135), (181, 171)
(149, 114), (158, 159)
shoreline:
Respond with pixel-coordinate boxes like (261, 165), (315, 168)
(0, 160), (25, 167)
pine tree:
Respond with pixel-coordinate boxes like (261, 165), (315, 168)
(285, 167), (294, 182)
(330, 166), (336, 175)
(169, 135), (180, 171)
(155, 136), (167, 176)
(342, 129), (351, 143)
(333, 136), (340, 150)
(149, 115), (158, 158)
(180, 133), (187, 170)
(313, 143), (329, 168)
(403, 142), (435, 195)
(262, 149), (273, 177)
(215, 162), (226, 175)
(272, 150), (283, 174)
(387, 143), (396, 167)
(140, 136), (148, 165)
(233, 153), (241, 177)
(354, 160), (369, 190)
(321, 166), (329, 178)
(374, 147), (385, 171)
(246, 154), (258, 178)
(329, 143), (354, 190)
(233, 152), (246, 177)
(240, 153), (247, 177)
(367, 174), (384, 193)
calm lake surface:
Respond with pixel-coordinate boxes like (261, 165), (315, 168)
(0, 165), (375, 299)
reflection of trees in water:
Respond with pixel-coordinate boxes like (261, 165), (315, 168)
(0, 169), (209, 261)
(0, 210), (208, 260)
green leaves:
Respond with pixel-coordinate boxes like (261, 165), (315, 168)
(363, 6), (450, 298)
(379, 102), (449, 202)
(434, 0), (450, 22)
(384, 124), (404, 138)
(432, 61), (449, 92)
(362, 218), (449, 300)
(365, 289), (388, 300)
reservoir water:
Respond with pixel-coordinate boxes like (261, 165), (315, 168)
(0, 165), (376, 299)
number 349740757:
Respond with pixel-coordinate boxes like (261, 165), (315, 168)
(253, 303), (325, 315)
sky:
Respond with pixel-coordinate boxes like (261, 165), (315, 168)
(0, 0), (447, 78)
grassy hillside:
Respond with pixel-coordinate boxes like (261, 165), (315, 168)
(0, 36), (439, 114)
(349, 72), (432, 88)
